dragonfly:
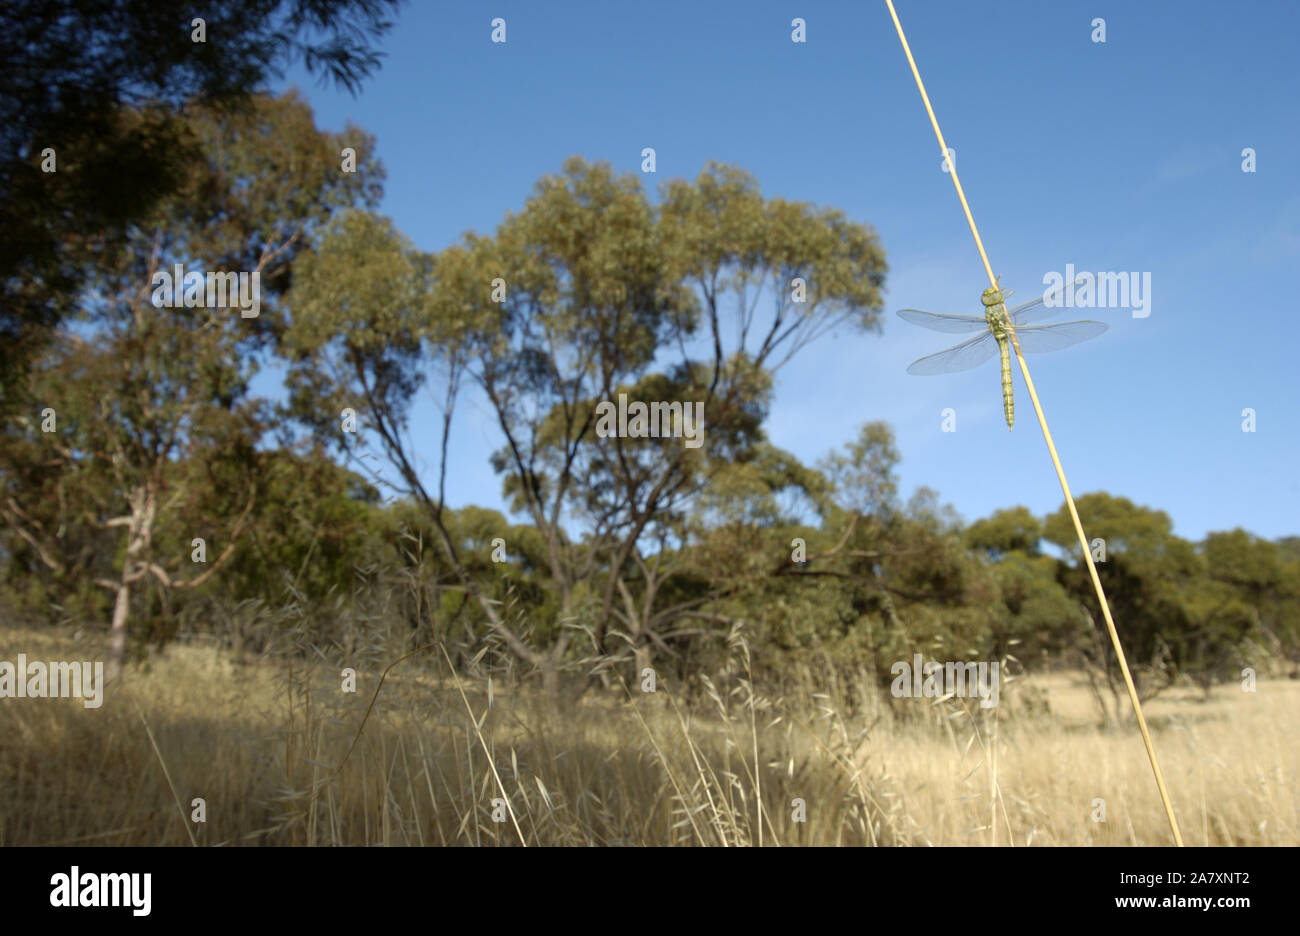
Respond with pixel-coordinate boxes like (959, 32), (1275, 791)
(896, 276), (1108, 430)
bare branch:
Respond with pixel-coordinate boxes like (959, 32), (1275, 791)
(164, 488), (256, 590)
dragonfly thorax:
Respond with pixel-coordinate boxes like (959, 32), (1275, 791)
(981, 285), (1012, 334)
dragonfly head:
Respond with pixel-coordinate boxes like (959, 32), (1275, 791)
(977, 275), (1008, 309)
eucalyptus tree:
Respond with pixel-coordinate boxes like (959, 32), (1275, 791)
(0, 92), (379, 681)
(285, 157), (888, 688)
(476, 159), (888, 677)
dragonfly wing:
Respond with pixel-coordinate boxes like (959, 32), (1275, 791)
(906, 331), (999, 375)
(1011, 319), (1108, 353)
(1006, 276), (1095, 326)
(897, 308), (990, 333)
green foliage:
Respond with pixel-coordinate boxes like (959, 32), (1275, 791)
(965, 506), (1042, 558)
(0, 0), (399, 398)
(1044, 493), (1268, 691)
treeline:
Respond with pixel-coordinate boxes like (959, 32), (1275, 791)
(1, 78), (1296, 701)
(3, 423), (1296, 700)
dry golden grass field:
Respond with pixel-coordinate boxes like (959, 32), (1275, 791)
(2, 624), (1295, 846)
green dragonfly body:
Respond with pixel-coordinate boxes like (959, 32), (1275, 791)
(897, 277), (1107, 429)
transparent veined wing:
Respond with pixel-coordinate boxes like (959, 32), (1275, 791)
(1010, 319), (1108, 353)
(1005, 276), (1094, 327)
(905, 331), (1000, 375)
(897, 308), (990, 333)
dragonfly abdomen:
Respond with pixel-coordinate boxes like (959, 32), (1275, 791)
(998, 338), (1015, 430)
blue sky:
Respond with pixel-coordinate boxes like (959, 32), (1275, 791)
(272, 0), (1300, 543)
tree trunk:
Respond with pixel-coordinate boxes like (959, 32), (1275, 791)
(541, 662), (559, 698)
(104, 484), (155, 685)
(634, 643), (652, 682)
(105, 581), (130, 684)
